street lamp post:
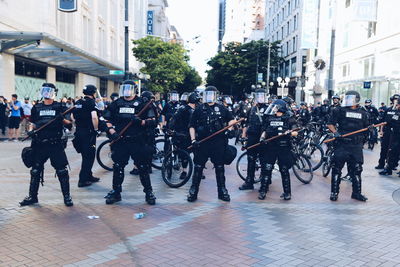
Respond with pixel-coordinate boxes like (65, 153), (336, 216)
(295, 72), (309, 102)
(277, 77), (290, 98)
(266, 43), (272, 93)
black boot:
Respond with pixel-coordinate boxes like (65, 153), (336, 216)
(239, 156), (256, 190)
(330, 173), (341, 201)
(139, 166), (156, 205)
(258, 176), (270, 200)
(258, 164), (273, 200)
(105, 163), (124, 204)
(379, 168), (392, 176)
(187, 165), (203, 202)
(56, 169), (73, 207)
(20, 168), (41, 206)
(215, 165), (230, 202)
(351, 175), (368, 201)
(239, 176), (255, 190)
(375, 164), (385, 169)
(280, 166), (291, 200)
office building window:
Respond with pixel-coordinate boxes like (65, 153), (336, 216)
(288, 1), (291, 12)
(291, 57), (297, 77)
(15, 58), (47, 79)
(368, 21), (377, 38)
(281, 26), (284, 39)
(294, 15), (297, 30)
(293, 36), (296, 52)
(286, 41), (289, 55)
(56, 69), (76, 84)
(287, 21), (290, 35)
(100, 78), (108, 97)
(343, 23), (349, 48)
(346, 0), (351, 8)
(342, 64), (350, 77)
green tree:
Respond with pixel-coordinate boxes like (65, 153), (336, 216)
(175, 66), (202, 94)
(206, 40), (282, 98)
(132, 36), (201, 93)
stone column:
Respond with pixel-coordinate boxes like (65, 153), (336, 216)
(0, 53), (15, 98)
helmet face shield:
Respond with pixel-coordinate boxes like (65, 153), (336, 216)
(224, 96), (233, 105)
(180, 93), (189, 102)
(169, 92), (179, 101)
(254, 92), (267, 104)
(204, 90), (218, 103)
(265, 104), (279, 115)
(119, 84), (136, 97)
(40, 87), (56, 99)
(342, 94), (359, 107)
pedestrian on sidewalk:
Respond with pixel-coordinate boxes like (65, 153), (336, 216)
(0, 96), (7, 135)
(21, 97), (33, 136)
(7, 94), (22, 142)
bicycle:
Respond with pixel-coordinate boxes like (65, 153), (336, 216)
(96, 131), (165, 171)
(236, 139), (313, 184)
(161, 131), (193, 188)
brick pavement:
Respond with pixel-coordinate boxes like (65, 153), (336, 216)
(1, 140), (400, 266)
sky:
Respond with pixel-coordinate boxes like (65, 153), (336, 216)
(166, 0), (219, 80)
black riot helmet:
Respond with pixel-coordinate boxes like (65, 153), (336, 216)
(265, 99), (288, 115)
(203, 86), (219, 103)
(390, 94), (400, 103)
(83, 84), (97, 96)
(168, 90), (179, 102)
(342, 90), (361, 107)
(110, 92), (119, 101)
(119, 80), (138, 98)
(323, 98), (329, 105)
(365, 99), (372, 106)
(188, 92), (200, 104)
(141, 90), (154, 102)
(282, 96), (294, 105)
(40, 83), (57, 99)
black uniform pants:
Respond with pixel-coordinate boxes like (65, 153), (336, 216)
(387, 133), (400, 169)
(193, 137), (226, 167)
(378, 129), (391, 166)
(246, 133), (262, 178)
(260, 144), (293, 171)
(174, 135), (191, 169)
(75, 130), (96, 182)
(0, 115), (6, 134)
(112, 138), (153, 168)
(32, 140), (69, 170)
(332, 144), (363, 177)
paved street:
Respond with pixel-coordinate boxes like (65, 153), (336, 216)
(1, 139), (400, 266)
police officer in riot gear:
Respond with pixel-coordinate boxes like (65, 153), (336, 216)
(298, 102), (311, 126)
(103, 80), (157, 205)
(320, 99), (331, 122)
(161, 90), (180, 128)
(71, 85), (100, 187)
(328, 90), (369, 201)
(379, 98), (400, 176)
(259, 99), (298, 200)
(331, 95), (341, 108)
(20, 83), (74, 207)
(171, 92), (199, 179)
(222, 95), (234, 113)
(188, 86), (235, 202)
(376, 94), (400, 169)
(180, 92), (189, 106)
(239, 89), (268, 190)
(364, 99), (379, 149)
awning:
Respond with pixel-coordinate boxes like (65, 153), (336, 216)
(0, 31), (124, 82)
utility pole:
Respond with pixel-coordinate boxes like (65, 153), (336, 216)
(327, 0), (337, 104)
(124, 0), (129, 80)
(266, 43), (272, 93)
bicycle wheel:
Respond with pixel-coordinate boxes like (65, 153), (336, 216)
(236, 151), (262, 183)
(322, 150), (332, 177)
(151, 139), (165, 170)
(300, 143), (324, 171)
(162, 149), (193, 188)
(292, 154), (313, 184)
(96, 139), (113, 171)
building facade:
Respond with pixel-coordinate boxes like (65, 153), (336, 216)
(0, 0), (151, 100)
(147, 0), (170, 40)
(305, 0), (400, 105)
(223, 0), (266, 44)
(265, 0), (309, 101)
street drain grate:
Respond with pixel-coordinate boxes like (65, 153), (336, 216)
(392, 188), (400, 205)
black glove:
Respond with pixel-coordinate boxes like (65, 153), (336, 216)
(226, 130), (235, 139)
(64, 123), (73, 131)
(368, 124), (375, 130)
(333, 132), (341, 139)
(191, 140), (200, 149)
(239, 136), (247, 144)
(27, 130), (36, 138)
(110, 132), (119, 141)
(131, 116), (142, 126)
(95, 130), (102, 137)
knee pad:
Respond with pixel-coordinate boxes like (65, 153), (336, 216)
(279, 165), (290, 176)
(30, 168), (42, 178)
(56, 168), (69, 179)
(354, 163), (363, 175)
